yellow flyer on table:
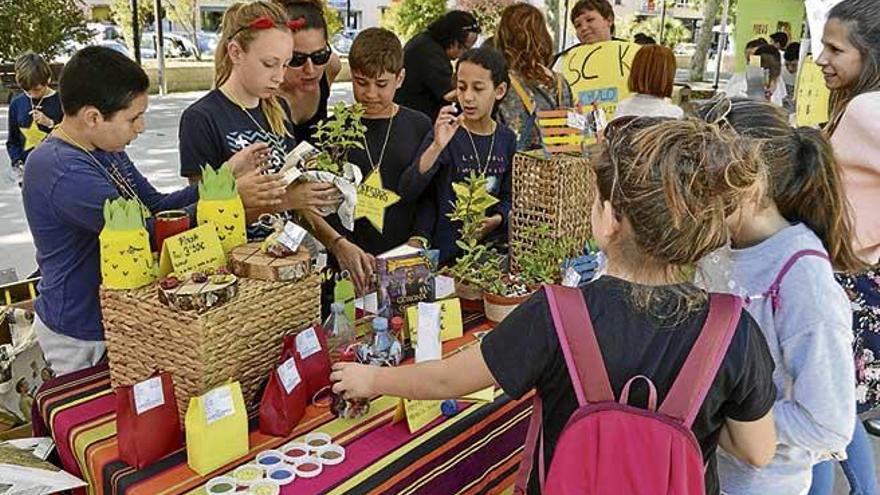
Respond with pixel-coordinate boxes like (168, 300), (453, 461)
(406, 298), (463, 344)
(393, 398), (443, 434)
(461, 386), (495, 403)
(158, 223), (226, 277)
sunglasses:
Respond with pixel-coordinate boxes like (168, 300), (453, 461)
(288, 46), (332, 67)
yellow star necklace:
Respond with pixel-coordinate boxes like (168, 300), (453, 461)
(354, 106), (401, 233)
(21, 91), (51, 151)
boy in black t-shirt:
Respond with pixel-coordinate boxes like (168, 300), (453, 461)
(311, 28), (434, 293)
(330, 118), (779, 495)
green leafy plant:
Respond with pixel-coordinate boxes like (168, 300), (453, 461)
(514, 225), (579, 287)
(309, 102), (367, 174)
(382, 0), (446, 41)
(447, 172), (505, 288)
(0, 0), (91, 62)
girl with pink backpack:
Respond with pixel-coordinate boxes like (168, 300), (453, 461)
(696, 97), (868, 495)
(331, 117), (778, 494)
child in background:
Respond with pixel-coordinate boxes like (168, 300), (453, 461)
(332, 118), (778, 495)
(6, 52), (63, 183)
(696, 97), (862, 495)
(401, 47), (516, 265)
(307, 28), (434, 292)
(615, 44), (684, 119)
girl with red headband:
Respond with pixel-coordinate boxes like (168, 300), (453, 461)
(178, 1), (340, 237)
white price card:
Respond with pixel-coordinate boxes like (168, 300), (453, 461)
(296, 327), (322, 359)
(277, 357), (302, 394)
(134, 376), (165, 415)
(204, 385), (235, 425)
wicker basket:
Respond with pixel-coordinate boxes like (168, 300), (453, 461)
(510, 151), (595, 268)
(102, 273), (321, 421)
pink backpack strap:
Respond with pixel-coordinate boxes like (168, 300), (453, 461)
(514, 285), (613, 493)
(764, 249), (829, 313)
(658, 293), (743, 428)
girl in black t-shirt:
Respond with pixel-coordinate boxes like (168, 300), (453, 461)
(178, 1), (342, 233)
(331, 118), (779, 494)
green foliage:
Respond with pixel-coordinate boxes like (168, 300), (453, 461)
(103, 198), (145, 231)
(165, 0), (200, 58)
(323, 4), (343, 38)
(617, 14), (692, 48)
(310, 102), (367, 174)
(447, 172), (503, 288)
(382, 0), (446, 42)
(514, 225), (579, 286)
(0, 0), (91, 62)
(110, 0), (154, 51)
(456, 0), (516, 39)
(198, 165), (237, 201)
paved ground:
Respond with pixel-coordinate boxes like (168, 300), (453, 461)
(0, 85), (877, 493)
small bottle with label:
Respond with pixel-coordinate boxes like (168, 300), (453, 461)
(367, 317), (402, 367)
(323, 302), (356, 363)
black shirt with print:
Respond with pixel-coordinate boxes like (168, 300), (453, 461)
(480, 277), (777, 495)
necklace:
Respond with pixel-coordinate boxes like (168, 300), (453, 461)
(29, 91), (50, 126)
(362, 107), (396, 171)
(54, 127), (148, 216)
(221, 86), (274, 137)
(463, 121), (497, 175)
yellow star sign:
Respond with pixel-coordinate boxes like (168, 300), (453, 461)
(355, 170), (400, 233)
(21, 120), (47, 151)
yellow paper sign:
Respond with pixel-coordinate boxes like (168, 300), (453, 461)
(393, 398), (443, 433)
(795, 57), (830, 127)
(159, 223), (227, 277)
(561, 40), (640, 120)
(355, 170), (401, 233)
(406, 298), (464, 344)
(461, 386), (495, 403)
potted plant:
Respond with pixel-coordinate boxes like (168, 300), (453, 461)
(446, 172), (500, 301)
(515, 225), (580, 287)
(480, 257), (534, 323)
(282, 102), (367, 224)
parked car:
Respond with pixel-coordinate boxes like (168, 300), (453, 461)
(331, 28), (359, 54)
(140, 32), (199, 59)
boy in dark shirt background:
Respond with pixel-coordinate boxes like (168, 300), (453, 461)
(6, 52), (63, 184)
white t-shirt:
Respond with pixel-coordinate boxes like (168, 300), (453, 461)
(614, 93), (684, 119)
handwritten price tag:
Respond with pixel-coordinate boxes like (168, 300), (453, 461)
(159, 223), (226, 277)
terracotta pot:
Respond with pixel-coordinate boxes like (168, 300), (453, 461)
(454, 279), (483, 301)
(483, 291), (532, 323)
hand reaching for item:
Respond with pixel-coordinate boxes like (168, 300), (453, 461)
(286, 181), (342, 216)
(330, 362), (376, 400)
(478, 214), (503, 240)
(226, 142), (272, 178)
(235, 167), (286, 209)
(332, 238), (375, 295)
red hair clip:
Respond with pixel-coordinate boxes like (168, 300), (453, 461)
(249, 16), (276, 30)
(287, 17), (307, 31)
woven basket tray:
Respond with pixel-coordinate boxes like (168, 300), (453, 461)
(510, 151), (595, 268)
(102, 273), (321, 422)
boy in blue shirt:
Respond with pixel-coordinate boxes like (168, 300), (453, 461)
(22, 47), (282, 376)
(6, 52), (62, 184)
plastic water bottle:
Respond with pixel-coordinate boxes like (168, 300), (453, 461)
(324, 302), (355, 362)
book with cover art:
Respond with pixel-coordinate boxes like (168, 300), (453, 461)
(376, 245), (438, 320)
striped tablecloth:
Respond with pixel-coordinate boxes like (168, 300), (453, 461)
(33, 316), (532, 495)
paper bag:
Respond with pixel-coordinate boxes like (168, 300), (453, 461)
(197, 165), (247, 254)
(99, 198), (156, 289)
(292, 326), (332, 398)
(185, 382), (248, 475)
(116, 372), (182, 469)
(259, 347), (308, 437)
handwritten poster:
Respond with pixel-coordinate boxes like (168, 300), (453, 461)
(561, 40), (640, 119)
(795, 56), (831, 127)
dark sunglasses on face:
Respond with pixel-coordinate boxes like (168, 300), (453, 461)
(288, 46), (332, 67)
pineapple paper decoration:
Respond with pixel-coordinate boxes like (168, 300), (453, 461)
(99, 198), (157, 289)
(197, 165), (246, 254)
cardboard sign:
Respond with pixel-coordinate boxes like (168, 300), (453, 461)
(159, 223), (227, 277)
(560, 40), (640, 120)
(393, 398), (443, 434)
(406, 298), (463, 345)
(734, 0), (805, 72)
(795, 56), (831, 127)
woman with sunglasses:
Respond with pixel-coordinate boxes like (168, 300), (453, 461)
(179, 1), (341, 233)
(276, 0), (342, 145)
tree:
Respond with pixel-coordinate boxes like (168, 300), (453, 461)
(166, 0), (201, 58)
(383, 0), (446, 42)
(456, 0), (517, 38)
(110, 0), (154, 51)
(689, 0), (720, 81)
(0, 0), (91, 62)
(617, 15), (692, 48)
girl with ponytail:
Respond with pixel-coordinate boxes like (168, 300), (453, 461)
(178, 1), (342, 234)
(696, 97), (866, 495)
